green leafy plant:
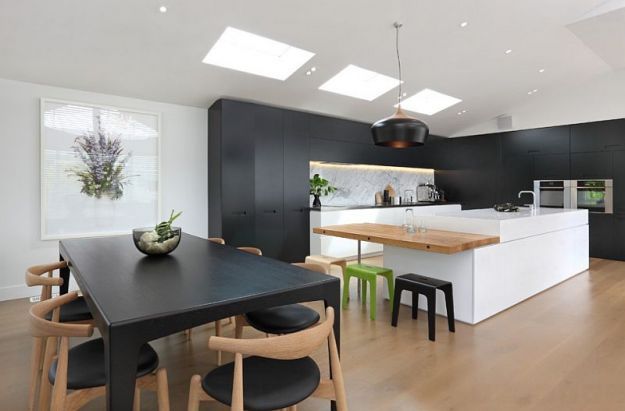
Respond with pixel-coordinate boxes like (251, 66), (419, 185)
(155, 210), (182, 243)
(67, 116), (131, 200)
(309, 174), (337, 197)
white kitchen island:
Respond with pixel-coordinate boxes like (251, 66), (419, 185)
(315, 207), (589, 325)
(386, 208), (589, 324)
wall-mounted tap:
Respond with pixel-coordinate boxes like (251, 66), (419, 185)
(518, 190), (537, 211)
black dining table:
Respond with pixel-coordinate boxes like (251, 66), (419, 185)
(58, 233), (341, 411)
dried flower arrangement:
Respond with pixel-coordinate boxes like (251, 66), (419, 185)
(67, 116), (131, 200)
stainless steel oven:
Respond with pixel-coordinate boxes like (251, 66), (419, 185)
(534, 180), (572, 209)
(572, 179), (613, 214)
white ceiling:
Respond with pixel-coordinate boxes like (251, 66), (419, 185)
(0, 0), (619, 136)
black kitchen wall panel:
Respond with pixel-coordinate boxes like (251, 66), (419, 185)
(570, 152), (612, 179)
(571, 119), (625, 153)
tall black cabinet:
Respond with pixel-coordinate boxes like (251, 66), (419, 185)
(209, 100), (311, 262)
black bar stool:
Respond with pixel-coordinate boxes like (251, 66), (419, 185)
(391, 273), (455, 341)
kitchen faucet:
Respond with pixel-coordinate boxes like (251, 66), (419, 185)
(518, 191), (537, 211)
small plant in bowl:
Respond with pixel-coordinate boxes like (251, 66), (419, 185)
(310, 174), (337, 207)
(133, 210), (182, 255)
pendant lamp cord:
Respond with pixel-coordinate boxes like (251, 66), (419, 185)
(394, 22), (403, 106)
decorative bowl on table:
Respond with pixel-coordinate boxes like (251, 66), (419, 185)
(133, 227), (181, 255)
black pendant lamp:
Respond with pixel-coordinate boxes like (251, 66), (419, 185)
(371, 22), (429, 148)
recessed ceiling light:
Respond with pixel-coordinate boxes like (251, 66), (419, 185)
(311, 67), (317, 72)
(505, 49), (513, 54)
(159, 6), (167, 13)
(202, 27), (315, 81)
(460, 21), (469, 28)
(306, 71), (311, 76)
(319, 64), (400, 101)
(398, 88), (462, 116)
(538, 68), (545, 73)
(528, 89), (539, 95)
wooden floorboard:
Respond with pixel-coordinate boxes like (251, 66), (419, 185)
(2, 257), (625, 410)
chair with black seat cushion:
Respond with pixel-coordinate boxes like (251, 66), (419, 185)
(30, 292), (170, 411)
(25, 262), (93, 411)
(391, 273), (455, 341)
(187, 306), (347, 411)
(236, 263), (326, 338)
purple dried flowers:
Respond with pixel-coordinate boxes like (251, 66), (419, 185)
(67, 117), (131, 200)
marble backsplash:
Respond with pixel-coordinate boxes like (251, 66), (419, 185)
(310, 162), (434, 206)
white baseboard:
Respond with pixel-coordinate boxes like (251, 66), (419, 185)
(0, 284), (37, 301)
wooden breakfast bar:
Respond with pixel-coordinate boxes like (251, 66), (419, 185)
(314, 208), (589, 324)
(313, 223), (500, 255)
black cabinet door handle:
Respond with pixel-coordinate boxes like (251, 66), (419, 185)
(232, 211), (247, 216)
(263, 210), (278, 214)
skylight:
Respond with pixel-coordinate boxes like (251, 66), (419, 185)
(318, 65), (400, 101)
(398, 88), (462, 115)
(202, 27), (315, 80)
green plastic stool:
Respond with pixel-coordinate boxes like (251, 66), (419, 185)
(342, 264), (394, 320)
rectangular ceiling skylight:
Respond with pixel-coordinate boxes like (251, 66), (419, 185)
(202, 27), (315, 80)
(319, 65), (400, 101)
(398, 88), (462, 115)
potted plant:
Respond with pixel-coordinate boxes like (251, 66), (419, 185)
(309, 174), (337, 207)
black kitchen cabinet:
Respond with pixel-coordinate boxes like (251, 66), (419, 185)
(612, 151), (625, 214)
(534, 153), (570, 180)
(498, 155), (534, 204)
(589, 214), (614, 259)
(500, 126), (569, 157)
(571, 119), (625, 153)
(219, 101), (256, 247)
(254, 106), (284, 259)
(612, 214), (625, 260)
(570, 152), (612, 179)
(282, 110), (311, 262)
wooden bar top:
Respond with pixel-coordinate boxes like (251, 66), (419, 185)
(313, 223), (500, 254)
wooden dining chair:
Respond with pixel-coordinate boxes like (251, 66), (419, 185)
(236, 247), (262, 256)
(235, 263), (328, 339)
(188, 306), (347, 411)
(25, 261), (93, 411)
(30, 292), (170, 411)
(185, 237), (227, 340)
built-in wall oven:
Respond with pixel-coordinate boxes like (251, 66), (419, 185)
(534, 180), (572, 209)
(571, 179), (613, 214)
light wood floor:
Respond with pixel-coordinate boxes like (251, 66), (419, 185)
(3, 257), (625, 410)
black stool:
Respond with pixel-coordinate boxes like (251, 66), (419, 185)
(391, 273), (455, 341)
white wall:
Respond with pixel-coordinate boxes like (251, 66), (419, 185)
(453, 69), (625, 137)
(0, 78), (208, 301)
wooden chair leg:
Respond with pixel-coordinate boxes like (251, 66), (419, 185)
(234, 315), (248, 339)
(185, 328), (192, 340)
(215, 320), (222, 365)
(156, 368), (170, 411)
(38, 336), (58, 411)
(187, 375), (202, 411)
(133, 387), (141, 411)
(29, 337), (43, 411)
